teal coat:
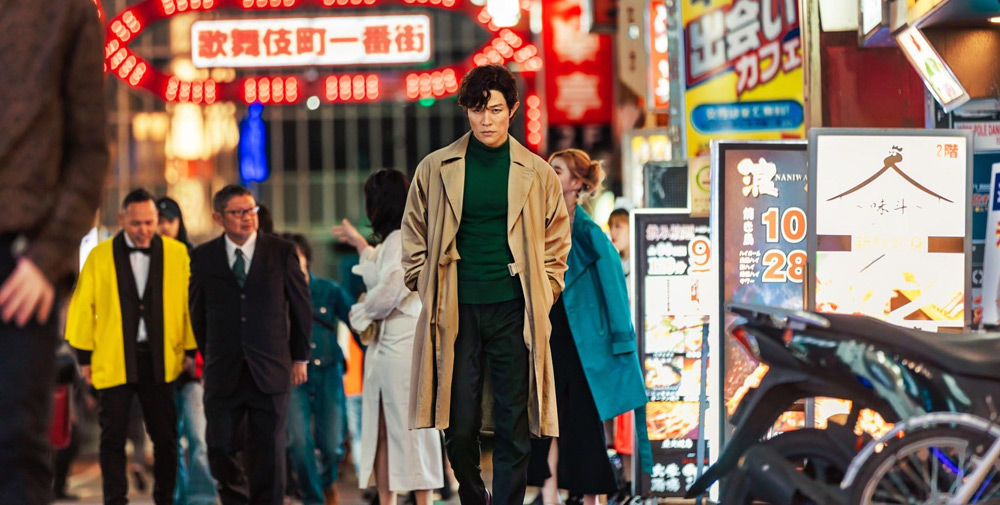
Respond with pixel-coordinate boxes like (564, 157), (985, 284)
(562, 205), (653, 473)
(307, 274), (355, 369)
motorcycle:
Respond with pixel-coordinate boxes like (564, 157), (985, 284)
(686, 303), (1000, 504)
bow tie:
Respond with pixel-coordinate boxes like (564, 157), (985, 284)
(127, 246), (151, 255)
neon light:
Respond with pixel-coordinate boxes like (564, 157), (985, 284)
(107, 0), (532, 104)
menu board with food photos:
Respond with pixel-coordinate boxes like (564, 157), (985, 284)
(632, 211), (714, 497)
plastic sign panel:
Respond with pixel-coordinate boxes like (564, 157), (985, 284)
(895, 25), (969, 113)
(623, 129), (672, 206)
(542, 0), (615, 124)
(978, 161), (1000, 325)
(191, 15), (432, 68)
(681, 0), (805, 158)
(632, 211), (715, 497)
(647, 0), (670, 110)
(713, 140), (807, 418)
(808, 128), (973, 331)
(970, 154), (1000, 325)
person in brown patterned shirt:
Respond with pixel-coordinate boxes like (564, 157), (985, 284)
(0, 0), (108, 502)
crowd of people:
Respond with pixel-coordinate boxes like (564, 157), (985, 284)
(0, 4), (651, 501)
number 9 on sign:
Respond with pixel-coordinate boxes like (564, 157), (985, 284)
(689, 237), (711, 273)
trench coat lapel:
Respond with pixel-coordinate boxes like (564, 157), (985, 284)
(439, 133), (471, 228)
(507, 137), (536, 234)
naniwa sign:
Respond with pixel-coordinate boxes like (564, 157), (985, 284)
(192, 15), (433, 68)
(808, 128), (973, 331)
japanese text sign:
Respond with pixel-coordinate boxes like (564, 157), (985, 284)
(808, 129), (973, 331)
(191, 15), (432, 68)
(681, 0), (805, 158)
(633, 211), (716, 496)
(542, 0), (614, 124)
(714, 141), (807, 412)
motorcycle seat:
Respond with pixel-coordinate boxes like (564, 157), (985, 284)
(821, 313), (1000, 381)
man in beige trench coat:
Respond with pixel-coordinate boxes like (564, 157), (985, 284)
(401, 65), (571, 505)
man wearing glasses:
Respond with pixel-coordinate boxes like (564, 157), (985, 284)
(190, 185), (312, 505)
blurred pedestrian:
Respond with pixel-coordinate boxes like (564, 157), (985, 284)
(190, 185), (312, 505)
(608, 208), (630, 282)
(0, 0), (108, 502)
(334, 169), (443, 505)
(401, 64), (571, 505)
(66, 189), (198, 505)
(526, 150), (651, 505)
(157, 197), (217, 505)
(283, 232), (356, 505)
(257, 204), (275, 234)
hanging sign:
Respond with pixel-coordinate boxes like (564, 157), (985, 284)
(542, 0), (615, 124)
(633, 211), (715, 497)
(191, 15), (433, 68)
(681, 0), (805, 158)
(808, 128), (973, 330)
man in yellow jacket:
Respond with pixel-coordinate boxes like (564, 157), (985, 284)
(66, 189), (197, 505)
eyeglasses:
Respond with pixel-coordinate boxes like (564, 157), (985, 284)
(225, 206), (259, 218)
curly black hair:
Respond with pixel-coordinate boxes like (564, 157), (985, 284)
(457, 64), (519, 112)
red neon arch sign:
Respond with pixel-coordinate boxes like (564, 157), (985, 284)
(104, 0), (540, 106)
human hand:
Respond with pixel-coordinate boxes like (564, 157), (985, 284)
(183, 357), (196, 376)
(0, 257), (54, 327)
(81, 365), (92, 386)
(331, 219), (369, 253)
(292, 362), (308, 386)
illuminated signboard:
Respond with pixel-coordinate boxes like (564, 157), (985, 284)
(907, 0), (950, 24)
(632, 211), (716, 497)
(623, 129), (672, 207)
(895, 25), (970, 113)
(680, 0), (805, 158)
(647, 0), (669, 110)
(808, 128), (973, 331)
(103, 0), (539, 105)
(713, 140), (807, 421)
(191, 15), (432, 68)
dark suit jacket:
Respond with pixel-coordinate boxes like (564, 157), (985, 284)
(190, 233), (312, 399)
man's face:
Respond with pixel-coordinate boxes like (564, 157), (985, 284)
(609, 218), (630, 256)
(158, 216), (180, 240)
(213, 194), (258, 244)
(119, 201), (158, 248)
(467, 89), (519, 148)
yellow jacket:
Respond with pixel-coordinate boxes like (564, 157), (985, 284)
(66, 234), (197, 390)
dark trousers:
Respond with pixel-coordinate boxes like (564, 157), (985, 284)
(54, 423), (81, 496)
(0, 237), (60, 505)
(206, 364), (289, 505)
(98, 350), (178, 505)
(446, 298), (530, 505)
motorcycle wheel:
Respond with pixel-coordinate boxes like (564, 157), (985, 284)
(722, 428), (854, 505)
(850, 425), (1000, 504)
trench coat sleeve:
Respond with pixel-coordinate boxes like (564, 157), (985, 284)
(189, 254), (207, 354)
(65, 251), (98, 358)
(542, 166), (571, 300)
(349, 239), (411, 331)
(283, 245), (313, 362)
(401, 159), (429, 293)
(594, 232), (637, 355)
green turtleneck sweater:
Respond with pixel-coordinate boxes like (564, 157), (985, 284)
(456, 135), (521, 304)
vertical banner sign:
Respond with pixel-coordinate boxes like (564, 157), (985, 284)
(633, 212), (714, 497)
(809, 129), (973, 330)
(681, 0), (805, 158)
(971, 154), (1000, 324)
(542, 0), (615, 125)
(980, 162), (1000, 325)
(714, 141), (807, 421)
(648, 0), (671, 110)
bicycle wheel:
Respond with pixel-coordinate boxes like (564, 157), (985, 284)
(851, 425), (1000, 504)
